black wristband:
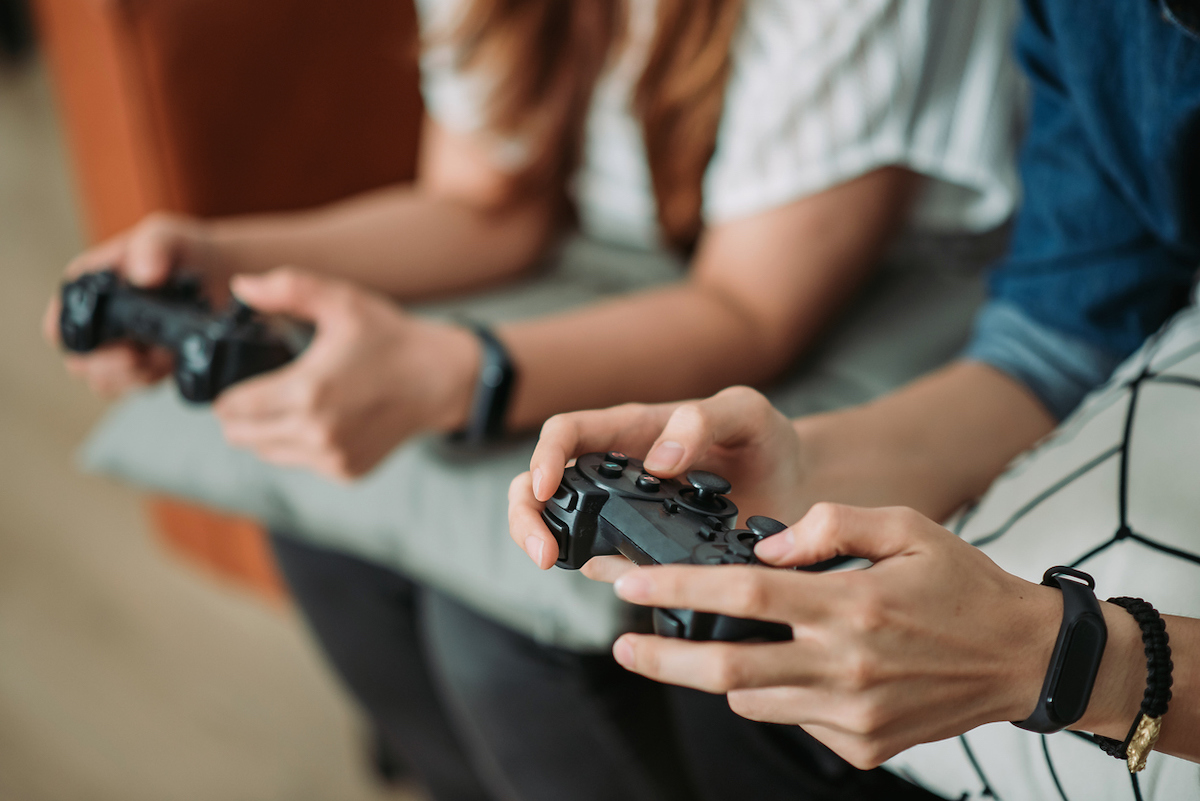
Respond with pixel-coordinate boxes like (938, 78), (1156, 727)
(449, 323), (517, 447)
(1091, 597), (1172, 772)
(1014, 566), (1108, 734)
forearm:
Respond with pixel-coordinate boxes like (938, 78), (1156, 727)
(1071, 607), (1200, 762)
(792, 361), (1058, 521)
(498, 282), (799, 432)
(207, 183), (556, 299)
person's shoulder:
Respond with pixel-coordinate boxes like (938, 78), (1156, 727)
(413, 0), (468, 34)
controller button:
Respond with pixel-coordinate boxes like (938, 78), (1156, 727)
(541, 512), (571, 563)
(652, 609), (686, 639)
(686, 471), (732, 508)
(635, 474), (661, 492)
(746, 515), (788, 541)
(606, 451), (630, 467)
(598, 461), (624, 479)
(705, 516), (726, 531)
(698, 524), (718, 542)
(550, 484), (576, 512)
(663, 499), (680, 514)
(691, 543), (729, 565)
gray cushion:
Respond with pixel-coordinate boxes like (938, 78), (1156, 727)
(82, 232), (996, 649)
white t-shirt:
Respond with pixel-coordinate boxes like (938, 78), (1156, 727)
(418, 0), (1021, 251)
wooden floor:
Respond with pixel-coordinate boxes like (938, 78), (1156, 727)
(0, 57), (423, 801)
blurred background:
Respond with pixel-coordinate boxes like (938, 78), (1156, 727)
(0, 0), (425, 797)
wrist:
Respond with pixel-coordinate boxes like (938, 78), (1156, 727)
(1072, 601), (1145, 739)
(1002, 580), (1065, 722)
(427, 322), (482, 433)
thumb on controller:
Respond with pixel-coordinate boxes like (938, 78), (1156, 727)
(230, 267), (348, 325)
(754, 503), (923, 568)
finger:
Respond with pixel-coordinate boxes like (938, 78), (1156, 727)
(612, 633), (821, 694)
(213, 367), (310, 423)
(43, 296), (62, 346)
(229, 267), (351, 325)
(64, 238), (127, 279)
(529, 403), (677, 501)
(642, 386), (777, 475)
(246, 443), (354, 482)
(580, 555), (636, 583)
(754, 503), (932, 568)
(218, 412), (327, 453)
(507, 472), (559, 569)
(613, 564), (833, 626)
(67, 346), (159, 392)
(124, 217), (180, 286)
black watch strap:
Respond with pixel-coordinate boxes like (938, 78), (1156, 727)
(1014, 566), (1108, 733)
(452, 323), (517, 447)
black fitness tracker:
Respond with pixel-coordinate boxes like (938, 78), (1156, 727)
(1014, 566), (1108, 734)
(450, 322), (517, 447)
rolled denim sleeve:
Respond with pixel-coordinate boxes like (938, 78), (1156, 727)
(965, 0), (1198, 420)
(964, 301), (1125, 420)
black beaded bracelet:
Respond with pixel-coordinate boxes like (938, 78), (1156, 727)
(1091, 597), (1173, 773)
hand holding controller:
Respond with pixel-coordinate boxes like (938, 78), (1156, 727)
(60, 269), (312, 403)
(540, 451), (794, 642)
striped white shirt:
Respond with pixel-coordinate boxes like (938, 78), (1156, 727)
(419, 0), (1022, 250)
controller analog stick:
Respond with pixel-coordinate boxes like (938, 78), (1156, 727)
(746, 516), (788, 541)
(686, 471), (732, 508)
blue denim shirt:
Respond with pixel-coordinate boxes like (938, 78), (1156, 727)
(965, 0), (1200, 419)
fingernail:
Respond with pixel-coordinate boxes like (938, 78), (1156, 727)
(532, 468), (545, 499)
(613, 637), (635, 668)
(614, 572), (652, 602)
(754, 530), (793, 561)
(526, 536), (546, 567)
(645, 441), (684, 472)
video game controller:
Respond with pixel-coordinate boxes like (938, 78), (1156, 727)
(541, 451), (794, 642)
(59, 269), (312, 403)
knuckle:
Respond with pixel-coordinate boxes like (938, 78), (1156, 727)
(707, 649), (747, 692)
(725, 690), (761, 720)
(839, 648), (880, 693)
(806, 502), (844, 538)
(842, 740), (889, 771)
(672, 402), (709, 436)
(842, 697), (887, 737)
(845, 587), (888, 635)
(725, 573), (771, 619)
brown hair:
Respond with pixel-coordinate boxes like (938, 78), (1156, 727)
(449, 0), (745, 251)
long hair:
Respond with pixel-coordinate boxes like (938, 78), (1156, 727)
(449, 0), (745, 251)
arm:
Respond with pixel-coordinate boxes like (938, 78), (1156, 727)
(213, 166), (920, 479)
(44, 118), (557, 397)
(605, 504), (1200, 767)
(201, 119), (560, 299)
(498, 166), (918, 431)
(512, 362), (1055, 570)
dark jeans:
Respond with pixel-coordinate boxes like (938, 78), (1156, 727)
(271, 533), (693, 801)
(271, 534), (945, 801)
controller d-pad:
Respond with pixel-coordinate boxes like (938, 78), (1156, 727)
(723, 529), (757, 561)
(691, 542), (730, 565)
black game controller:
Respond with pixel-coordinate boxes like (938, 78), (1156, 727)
(541, 451), (794, 642)
(59, 270), (312, 403)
